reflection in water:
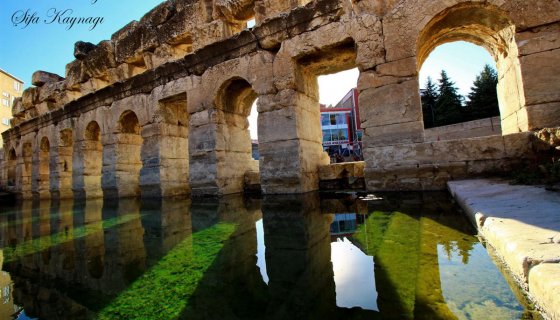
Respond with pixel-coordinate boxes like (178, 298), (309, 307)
(255, 219), (269, 284)
(439, 243), (524, 319)
(0, 192), (537, 320)
(331, 237), (378, 311)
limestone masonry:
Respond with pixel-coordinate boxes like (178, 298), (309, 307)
(1, 0), (559, 199)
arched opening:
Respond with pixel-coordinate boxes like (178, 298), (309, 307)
(417, 2), (523, 135)
(7, 148), (17, 187)
(83, 121), (103, 198)
(318, 69), (361, 163)
(56, 129), (74, 198)
(37, 136), (51, 198)
(215, 77), (259, 194)
(105, 110), (143, 198)
(212, 0), (256, 31)
(120, 111), (141, 134)
(419, 41), (501, 141)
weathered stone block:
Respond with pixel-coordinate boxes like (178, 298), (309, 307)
(318, 161), (365, 180)
(139, 1), (177, 27)
(82, 40), (117, 80)
(21, 87), (39, 109)
(65, 59), (87, 89)
(503, 132), (534, 158)
(528, 263), (560, 320)
(32, 71), (64, 87)
(74, 41), (97, 60)
(363, 143), (434, 169)
(432, 136), (506, 163)
(362, 120), (424, 148)
(526, 102), (560, 130)
(516, 23), (560, 56)
(359, 79), (422, 128)
(520, 49), (560, 107)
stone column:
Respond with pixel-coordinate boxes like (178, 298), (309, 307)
(32, 137), (53, 200)
(140, 122), (190, 198)
(258, 90), (329, 194)
(18, 141), (34, 200)
(358, 57), (424, 191)
(188, 109), (220, 195)
(514, 23), (560, 131)
(102, 133), (143, 199)
(74, 129), (104, 199)
(52, 129), (74, 199)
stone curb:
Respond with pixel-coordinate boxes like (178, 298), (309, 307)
(447, 179), (560, 320)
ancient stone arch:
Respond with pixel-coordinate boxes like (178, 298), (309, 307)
(0, 0), (558, 199)
(416, 2), (524, 134)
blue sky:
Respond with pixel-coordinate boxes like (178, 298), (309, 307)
(1, 1), (494, 97)
(0, 0), (165, 86)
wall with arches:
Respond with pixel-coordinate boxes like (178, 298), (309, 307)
(0, 0), (558, 199)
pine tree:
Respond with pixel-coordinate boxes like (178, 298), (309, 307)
(421, 77), (438, 128)
(435, 70), (464, 126)
(466, 64), (499, 120)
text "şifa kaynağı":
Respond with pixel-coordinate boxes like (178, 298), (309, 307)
(12, 8), (104, 31)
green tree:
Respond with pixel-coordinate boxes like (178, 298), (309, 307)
(465, 64), (499, 120)
(435, 70), (464, 126)
(421, 77), (438, 128)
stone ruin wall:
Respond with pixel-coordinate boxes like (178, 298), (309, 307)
(1, 0), (559, 199)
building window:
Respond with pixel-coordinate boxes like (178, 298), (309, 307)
(13, 81), (21, 92)
(2, 99), (9, 107)
(2, 92), (9, 98)
(2, 118), (10, 126)
(336, 114), (346, 125)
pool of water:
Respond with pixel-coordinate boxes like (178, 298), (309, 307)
(0, 192), (540, 319)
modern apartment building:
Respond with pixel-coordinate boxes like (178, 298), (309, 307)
(0, 69), (24, 147)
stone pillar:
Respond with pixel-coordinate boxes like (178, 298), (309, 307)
(74, 128), (104, 199)
(514, 22), (560, 131)
(18, 141), (34, 200)
(358, 57), (424, 191)
(258, 90), (329, 194)
(32, 137), (53, 200)
(189, 101), (257, 196)
(140, 122), (190, 198)
(52, 130), (75, 199)
(102, 133), (143, 199)
(189, 109), (220, 195)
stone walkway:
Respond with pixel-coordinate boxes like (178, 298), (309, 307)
(448, 179), (560, 320)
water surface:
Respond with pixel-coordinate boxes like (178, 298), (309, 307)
(0, 193), (538, 319)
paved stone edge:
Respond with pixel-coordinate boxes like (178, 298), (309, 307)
(447, 179), (560, 320)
